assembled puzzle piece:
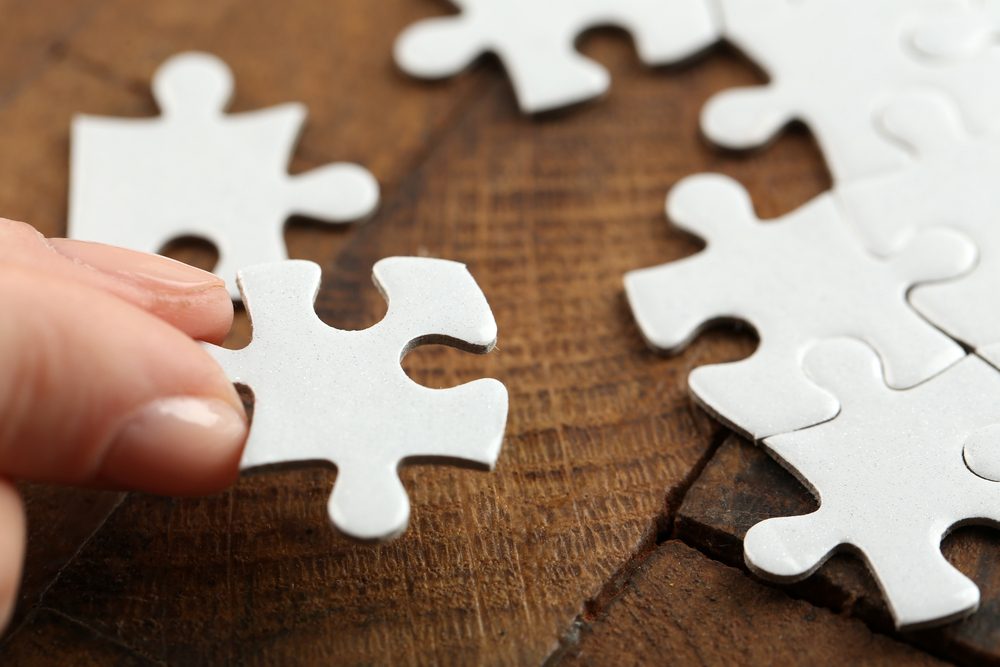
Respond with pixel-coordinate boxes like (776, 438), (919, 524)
(702, 0), (1000, 181)
(747, 338), (1000, 630)
(69, 52), (380, 298)
(624, 173), (973, 440)
(207, 259), (508, 541)
(394, 0), (718, 113)
(912, 0), (1000, 58)
(839, 93), (1000, 352)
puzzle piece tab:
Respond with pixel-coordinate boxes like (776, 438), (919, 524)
(838, 92), (1000, 352)
(69, 52), (379, 298)
(747, 338), (1000, 630)
(207, 259), (508, 541)
(703, 0), (1000, 181)
(624, 174), (973, 440)
(394, 0), (718, 113)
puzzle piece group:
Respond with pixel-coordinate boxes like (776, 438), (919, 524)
(58, 0), (1000, 632)
(607, 0), (1000, 632)
(68, 51), (508, 541)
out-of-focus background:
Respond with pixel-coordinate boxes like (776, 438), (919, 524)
(0, 0), (993, 665)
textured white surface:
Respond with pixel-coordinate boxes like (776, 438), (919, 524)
(69, 52), (379, 298)
(207, 259), (508, 542)
(394, 0), (718, 113)
(702, 0), (1000, 181)
(838, 92), (1000, 352)
(624, 173), (973, 440)
(747, 339), (1000, 630)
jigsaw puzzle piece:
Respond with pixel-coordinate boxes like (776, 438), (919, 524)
(839, 92), (1000, 350)
(703, 0), (1000, 181)
(745, 338), (1000, 629)
(207, 259), (507, 542)
(69, 51), (378, 299)
(625, 174), (972, 439)
(394, 0), (717, 113)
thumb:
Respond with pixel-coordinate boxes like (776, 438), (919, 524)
(0, 266), (247, 495)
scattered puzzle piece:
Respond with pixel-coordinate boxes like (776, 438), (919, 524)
(206, 259), (508, 541)
(838, 92), (1000, 352)
(703, 0), (1000, 181)
(69, 52), (380, 298)
(746, 338), (1000, 630)
(624, 173), (973, 440)
(394, 0), (718, 113)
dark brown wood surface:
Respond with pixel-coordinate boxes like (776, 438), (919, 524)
(0, 0), (990, 665)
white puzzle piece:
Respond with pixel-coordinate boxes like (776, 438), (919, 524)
(747, 338), (1000, 630)
(912, 0), (1000, 58)
(394, 0), (718, 113)
(69, 52), (380, 298)
(207, 259), (509, 541)
(624, 174), (973, 440)
(702, 0), (1000, 182)
(838, 93), (1000, 352)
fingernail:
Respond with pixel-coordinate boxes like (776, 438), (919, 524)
(108, 397), (247, 480)
(48, 238), (223, 291)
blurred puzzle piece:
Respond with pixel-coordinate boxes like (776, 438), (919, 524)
(395, 0), (718, 113)
(69, 52), (379, 298)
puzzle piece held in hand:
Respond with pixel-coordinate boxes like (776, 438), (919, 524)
(839, 92), (1000, 353)
(703, 0), (1000, 181)
(69, 52), (379, 298)
(207, 259), (508, 541)
(747, 338), (1000, 630)
(624, 173), (973, 440)
(395, 0), (718, 113)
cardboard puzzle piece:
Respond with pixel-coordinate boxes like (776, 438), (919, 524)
(207, 259), (508, 541)
(69, 52), (380, 298)
(838, 92), (1000, 352)
(912, 0), (1000, 58)
(702, 0), (1000, 182)
(394, 0), (718, 113)
(624, 173), (973, 440)
(747, 338), (1000, 630)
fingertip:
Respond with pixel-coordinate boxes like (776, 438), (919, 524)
(99, 397), (247, 496)
(0, 480), (24, 631)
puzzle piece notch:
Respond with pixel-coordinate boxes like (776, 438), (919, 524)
(624, 173), (973, 440)
(68, 51), (380, 299)
(837, 91), (1000, 350)
(745, 338), (1000, 629)
(209, 259), (507, 541)
(394, 0), (718, 113)
(702, 0), (1000, 181)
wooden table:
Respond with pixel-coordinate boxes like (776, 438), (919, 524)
(0, 1), (992, 664)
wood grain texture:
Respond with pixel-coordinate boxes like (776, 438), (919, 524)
(553, 541), (945, 667)
(0, 0), (984, 665)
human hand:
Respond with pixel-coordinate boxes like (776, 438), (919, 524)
(0, 219), (248, 628)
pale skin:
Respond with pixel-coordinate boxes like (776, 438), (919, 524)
(0, 219), (248, 629)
